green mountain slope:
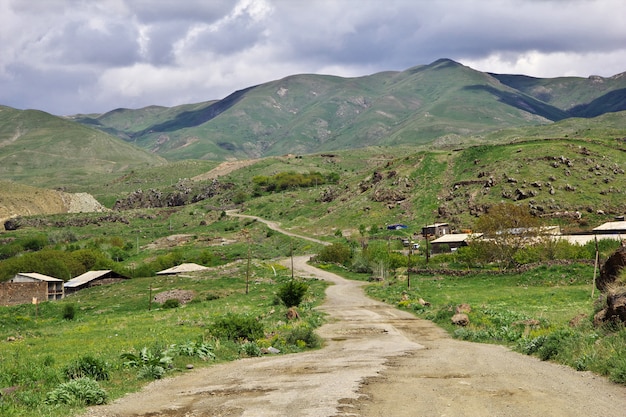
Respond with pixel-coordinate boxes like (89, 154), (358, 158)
(76, 59), (567, 159)
(0, 106), (166, 189)
(491, 71), (626, 114)
(81, 59), (601, 161)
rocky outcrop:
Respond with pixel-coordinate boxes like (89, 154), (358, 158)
(597, 246), (626, 292)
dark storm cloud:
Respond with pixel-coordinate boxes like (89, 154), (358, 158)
(1, 0), (624, 115)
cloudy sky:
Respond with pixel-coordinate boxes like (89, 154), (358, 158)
(1, 0), (625, 115)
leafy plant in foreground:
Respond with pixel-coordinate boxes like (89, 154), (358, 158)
(120, 347), (173, 380)
(169, 340), (216, 360)
(45, 377), (108, 406)
(64, 355), (110, 381)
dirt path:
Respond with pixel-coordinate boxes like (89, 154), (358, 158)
(83, 257), (626, 417)
(226, 210), (330, 246)
(81, 217), (626, 417)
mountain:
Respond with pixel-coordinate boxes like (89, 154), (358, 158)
(73, 59), (626, 160)
(0, 105), (166, 189)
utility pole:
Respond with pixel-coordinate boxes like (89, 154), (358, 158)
(290, 239), (295, 279)
(407, 244), (411, 290)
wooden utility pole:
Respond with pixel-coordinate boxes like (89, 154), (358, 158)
(592, 235), (599, 298)
(243, 229), (251, 294)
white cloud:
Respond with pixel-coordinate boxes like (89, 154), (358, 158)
(1, 0), (625, 114)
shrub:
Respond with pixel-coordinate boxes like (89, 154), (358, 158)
(45, 377), (108, 406)
(240, 341), (262, 357)
(283, 323), (321, 348)
(64, 355), (110, 381)
(62, 304), (76, 320)
(317, 242), (351, 264)
(211, 313), (264, 341)
(277, 280), (309, 307)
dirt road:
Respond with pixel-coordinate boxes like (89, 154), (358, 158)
(83, 255), (626, 417)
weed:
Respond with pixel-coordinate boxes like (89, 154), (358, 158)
(240, 341), (262, 357)
(120, 346), (173, 380)
(64, 355), (110, 381)
(45, 377), (108, 406)
(170, 340), (216, 361)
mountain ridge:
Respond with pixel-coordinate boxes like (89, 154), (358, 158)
(70, 59), (626, 160)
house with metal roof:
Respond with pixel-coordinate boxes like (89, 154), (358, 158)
(0, 272), (64, 305)
(64, 270), (129, 295)
(593, 221), (626, 235)
(430, 233), (483, 253)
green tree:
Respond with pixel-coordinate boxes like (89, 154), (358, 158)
(317, 243), (351, 265)
(473, 203), (541, 268)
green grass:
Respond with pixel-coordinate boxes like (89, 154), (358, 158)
(0, 262), (328, 417)
(327, 261), (626, 384)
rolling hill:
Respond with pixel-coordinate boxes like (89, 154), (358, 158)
(72, 59), (626, 160)
(0, 105), (166, 189)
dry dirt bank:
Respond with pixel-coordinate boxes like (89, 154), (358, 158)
(82, 256), (626, 417)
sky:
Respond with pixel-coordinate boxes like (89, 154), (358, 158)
(1, 0), (625, 116)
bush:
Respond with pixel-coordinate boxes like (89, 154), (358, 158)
(211, 313), (265, 341)
(62, 304), (76, 320)
(64, 355), (110, 381)
(277, 280), (309, 307)
(317, 242), (351, 264)
(45, 377), (108, 406)
(283, 323), (321, 348)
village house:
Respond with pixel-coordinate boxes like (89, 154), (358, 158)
(64, 270), (129, 295)
(0, 272), (64, 306)
(429, 233), (483, 254)
(421, 223), (450, 238)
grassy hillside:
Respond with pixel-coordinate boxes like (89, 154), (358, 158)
(491, 71), (626, 114)
(0, 106), (166, 190)
(72, 59), (626, 161)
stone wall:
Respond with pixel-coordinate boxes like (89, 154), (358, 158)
(0, 282), (47, 306)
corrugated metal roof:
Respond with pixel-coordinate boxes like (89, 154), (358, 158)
(555, 234), (624, 245)
(64, 270), (113, 288)
(593, 221), (626, 232)
(14, 272), (63, 282)
(430, 233), (482, 244)
(156, 263), (208, 275)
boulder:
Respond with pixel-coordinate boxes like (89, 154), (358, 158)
(456, 303), (471, 314)
(451, 313), (469, 326)
(597, 246), (626, 292)
(286, 307), (300, 320)
(594, 287), (626, 326)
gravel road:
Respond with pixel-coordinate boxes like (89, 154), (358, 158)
(82, 255), (626, 417)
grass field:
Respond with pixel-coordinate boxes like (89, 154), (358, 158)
(0, 261), (328, 417)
